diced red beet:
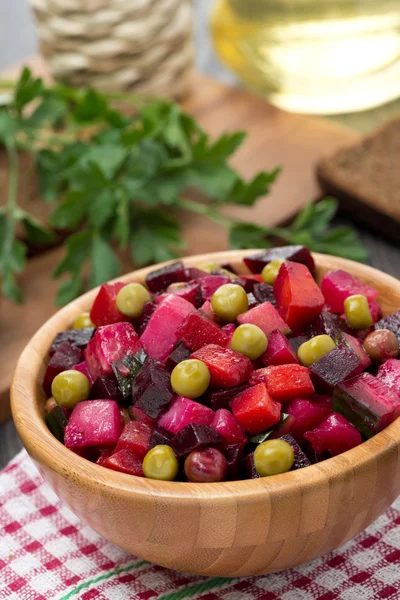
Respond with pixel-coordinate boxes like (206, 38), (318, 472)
(249, 368), (268, 386)
(304, 413), (362, 456)
(224, 443), (245, 480)
(42, 342), (83, 395)
(96, 447), (114, 466)
(158, 396), (214, 434)
(171, 424), (224, 458)
(64, 400), (123, 449)
(211, 409), (247, 444)
(165, 343), (191, 372)
(184, 266), (208, 280)
(89, 373), (123, 402)
(262, 329), (299, 367)
(72, 361), (93, 385)
(145, 261), (185, 293)
(102, 448), (144, 476)
(176, 311), (229, 352)
(237, 302), (290, 337)
(207, 383), (249, 411)
(239, 274), (263, 293)
(85, 322), (142, 380)
(221, 323), (236, 345)
(285, 395), (332, 442)
(341, 333), (371, 370)
(49, 327), (96, 356)
(132, 358), (173, 419)
(321, 270), (379, 313)
(374, 310), (400, 343)
(230, 383), (281, 434)
(368, 301), (382, 324)
(140, 294), (195, 361)
(198, 275), (231, 300)
(243, 246), (315, 274)
(377, 359), (400, 396)
(303, 311), (349, 341)
(191, 344), (253, 388)
(128, 406), (156, 425)
(200, 300), (214, 318)
(264, 364), (314, 401)
(253, 283), (276, 307)
(333, 372), (400, 437)
(274, 261), (324, 332)
(310, 344), (361, 393)
(90, 282), (126, 326)
(115, 421), (153, 459)
(156, 283), (202, 308)
(279, 434), (312, 469)
(288, 335), (309, 353)
(150, 424), (174, 448)
(245, 293), (256, 309)
(136, 302), (157, 336)
(243, 452), (260, 478)
(270, 413), (297, 439)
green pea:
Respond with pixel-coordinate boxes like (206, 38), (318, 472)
(254, 439), (294, 477)
(171, 359), (210, 399)
(297, 335), (336, 367)
(211, 283), (248, 322)
(116, 283), (151, 318)
(73, 312), (94, 329)
(261, 260), (285, 284)
(344, 294), (373, 330)
(231, 324), (268, 360)
(51, 370), (90, 410)
(143, 445), (179, 481)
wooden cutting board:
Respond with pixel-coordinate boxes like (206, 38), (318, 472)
(0, 56), (359, 423)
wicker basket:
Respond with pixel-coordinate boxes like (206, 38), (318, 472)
(30, 0), (193, 98)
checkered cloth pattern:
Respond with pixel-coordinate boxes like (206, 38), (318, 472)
(1, 450), (400, 600)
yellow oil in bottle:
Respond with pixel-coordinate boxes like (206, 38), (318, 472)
(210, 0), (400, 114)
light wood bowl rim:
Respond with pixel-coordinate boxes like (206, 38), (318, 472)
(11, 250), (400, 501)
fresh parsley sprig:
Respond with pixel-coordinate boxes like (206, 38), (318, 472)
(0, 68), (367, 306)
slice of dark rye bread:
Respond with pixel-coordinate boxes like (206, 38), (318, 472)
(317, 117), (400, 242)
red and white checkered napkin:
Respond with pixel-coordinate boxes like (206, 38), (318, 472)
(1, 451), (400, 600)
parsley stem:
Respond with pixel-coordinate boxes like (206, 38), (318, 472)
(179, 198), (233, 227)
(5, 139), (19, 237)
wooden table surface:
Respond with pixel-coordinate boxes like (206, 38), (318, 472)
(1, 0), (400, 469)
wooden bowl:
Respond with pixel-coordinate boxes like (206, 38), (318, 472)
(11, 251), (400, 577)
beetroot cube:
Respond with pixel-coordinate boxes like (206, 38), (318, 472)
(64, 400), (123, 449)
(377, 359), (400, 396)
(279, 434), (312, 469)
(341, 333), (371, 370)
(374, 310), (400, 343)
(89, 373), (123, 402)
(198, 275), (230, 300)
(115, 421), (153, 459)
(262, 329), (299, 366)
(333, 372), (400, 437)
(132, 358), (173, 418)
(166, 343), (191, 372)
(247, 293), (258, 309)
(207, 383), (249, 411)
(321, 270), (379, 313)
(221, 323), (236, 345)
(243, 452), (260, 478)
(145, 261), (185, 293)
(177, 311), (229, 352)
(171, 424), (224, 458)
(237, 302), (290, 337)
(200, 300), (214, 318)
(150, 424), (174, 448)
(191, 344), (253, 388)
(244, 246), (315, 274)
(90, 282), (126, 326)
(286, 395), (332, 442)
(158, 396), (215, 435)
(264, 364), (314, 401)
(49, 327), (95, 356)
(211, 409), (246, 444)
(310, 344), (361, 393)
(72, 361), (93, 385)
(136, 302), (157, 336)
(253, 283), (276, 307)
(304, 413), (362, 457)
(42, 342), (83, 395)
(85, 322), (142, 380)
(102, 448), (144, 476)
(165, 282), (202, 307)
(224, 443), (245, 480)
(184, 266), (208, 280)
(96, 447), (114, 466)
(230, 383), (281, 434)
(249, 368), (269, 386)
(270, 413), (297, 439)
(239, 274), (263, 293)
(140, 294), (195, 361)
(274, 261), (324, 332)
(303, 312), (349, 340)
(128, 406), (156, 425)
(368, 301), (381, 324)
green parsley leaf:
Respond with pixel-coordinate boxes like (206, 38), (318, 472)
(90, 233), (121, 288)
(21, 213), (56, 244)
(53, 230), (92, 278)
(229, 222), (271, 249)
(55, 275), (83, 307)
